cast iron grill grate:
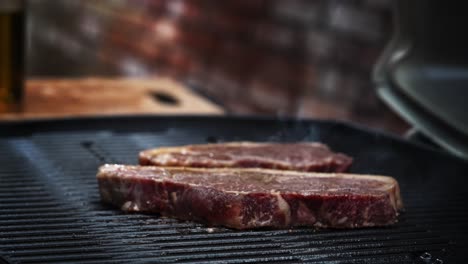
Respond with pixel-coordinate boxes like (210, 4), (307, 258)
(1, 117), (467, 263)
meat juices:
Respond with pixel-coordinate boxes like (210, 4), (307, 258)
(139, 142), (353, 172)
(98, 165), (402, 229)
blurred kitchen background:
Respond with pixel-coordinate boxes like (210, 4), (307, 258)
(26, 0), (408, 133)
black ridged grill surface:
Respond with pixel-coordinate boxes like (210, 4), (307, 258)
(1, 117), (467, 263)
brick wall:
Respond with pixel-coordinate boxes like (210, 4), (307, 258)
(27, 0), (408, 133)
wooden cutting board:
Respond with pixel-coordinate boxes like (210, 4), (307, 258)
(0, 78), (224, 119)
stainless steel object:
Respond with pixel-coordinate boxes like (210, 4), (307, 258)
(374, 0), (468, 159)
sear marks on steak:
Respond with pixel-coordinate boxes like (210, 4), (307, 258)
(97, 165), (402, 229)
(139, 142), (353, 172)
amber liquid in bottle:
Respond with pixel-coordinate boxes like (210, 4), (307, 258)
(0, 9), (24, 112)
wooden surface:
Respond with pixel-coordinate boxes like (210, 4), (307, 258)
(0, 78), (224, 119)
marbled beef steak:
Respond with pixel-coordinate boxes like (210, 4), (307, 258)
(139, 142), (353, 172)
(97, 165), (402, 229)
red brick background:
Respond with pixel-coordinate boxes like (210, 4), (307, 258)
(27, 0), (408, 133)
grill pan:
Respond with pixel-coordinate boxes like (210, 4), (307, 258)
(1, 116), (467, 264)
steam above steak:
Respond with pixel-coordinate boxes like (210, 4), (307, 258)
(97, 165), (402, 229)
(139, 142), (353, 172)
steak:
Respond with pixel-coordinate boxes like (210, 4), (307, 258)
(139, 142), (353, 172)
(97, 165), (402, 229)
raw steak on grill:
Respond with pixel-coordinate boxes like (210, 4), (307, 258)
(139, 142), (353, 172)
(97, 165), (402, 229)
